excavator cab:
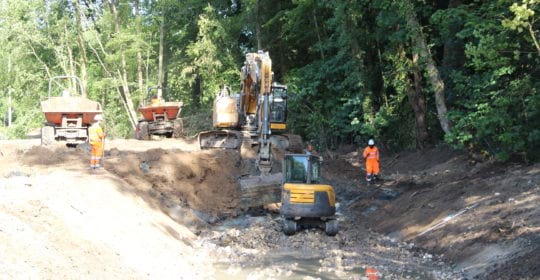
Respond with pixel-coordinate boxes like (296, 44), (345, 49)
(280, 154), (338, 236)
(269, 84), (287, 130)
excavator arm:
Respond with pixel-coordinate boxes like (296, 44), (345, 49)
(240, 51), (274, 173)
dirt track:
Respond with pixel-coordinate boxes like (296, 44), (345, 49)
(0, 139), (538, 279)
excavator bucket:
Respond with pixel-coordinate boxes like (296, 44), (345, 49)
(269, 134), (304, 153)
(198, 130), (243, 149)
(238, 173), (282, 209)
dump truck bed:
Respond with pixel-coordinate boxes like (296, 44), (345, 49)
(41, 96), (102, 125)
(139, 102), (183, 121)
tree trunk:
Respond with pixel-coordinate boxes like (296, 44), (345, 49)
(528, 23), (540, 55)
(8, 90), (12, 127)
(255, 0), (262, 50)
(404, 0), (451, 134)
(65, 25), (77, 92)
(158, 17), (165, 100)
(312, 7), (325, 61)
(192, 74), (202, 108)
(7, 55), (12, 127)
(108, 0), (138, 128)
(135, 0), (144, 105)
(407, 53), (429, 149)
(87, 33), (136, 129)
(73, 0), (88, 97)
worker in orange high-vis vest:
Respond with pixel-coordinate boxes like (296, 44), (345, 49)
(89, 114), (105, 169)
(363, 139), (380, 182)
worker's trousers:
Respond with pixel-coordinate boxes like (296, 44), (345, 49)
(90, 142), (103, 169)
(365, 159), (379, 180)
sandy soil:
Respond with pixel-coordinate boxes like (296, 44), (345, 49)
(0, 141), (209, 279)
(0, 139), (537, 279)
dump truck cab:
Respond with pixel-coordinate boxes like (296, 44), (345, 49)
(280, 154), (338, 236)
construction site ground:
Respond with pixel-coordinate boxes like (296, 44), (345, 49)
(0, 139), (538, 280)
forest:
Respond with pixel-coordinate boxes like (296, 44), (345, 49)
(0, 0), (538, 161)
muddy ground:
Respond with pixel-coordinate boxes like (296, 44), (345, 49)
(0, 139), (538, 279)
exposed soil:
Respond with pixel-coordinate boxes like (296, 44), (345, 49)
(341, 146), (540, 280)
(0, 139), (538, 279)
(105, 148), (244, 216)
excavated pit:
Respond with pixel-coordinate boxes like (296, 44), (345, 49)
(5, 140), (538, 279)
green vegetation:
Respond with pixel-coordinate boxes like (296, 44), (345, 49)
(0, 0), (538, 161)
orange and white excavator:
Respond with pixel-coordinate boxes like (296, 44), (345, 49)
(199, 51), (302, 173)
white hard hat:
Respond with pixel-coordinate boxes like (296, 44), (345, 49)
(368, 139), (375, 145)
(94, 114), (103, 121)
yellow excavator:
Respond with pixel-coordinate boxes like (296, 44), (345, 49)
(280, 154), (338, 236)
(198, 51), (302, 173)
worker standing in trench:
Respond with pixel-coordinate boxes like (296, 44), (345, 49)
(363, 139), (380, 183)
(89, 114), (105, 170)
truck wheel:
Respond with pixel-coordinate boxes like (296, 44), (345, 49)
(136, 121), (150, 140)
(325, 219), (338, 236)
(283, 218), (297, 236)
(173, 118), (184, 138)
(41, 126), (55, 146)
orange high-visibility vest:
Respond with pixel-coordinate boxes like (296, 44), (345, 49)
(363, 146), (379, 161)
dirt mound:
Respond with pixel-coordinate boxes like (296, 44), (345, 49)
(21, 145), (89, 168)
(105, 148), (244, 216)
(14, 141), (277, 218)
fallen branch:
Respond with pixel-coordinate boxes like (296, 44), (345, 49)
(416, 202), (479, 237)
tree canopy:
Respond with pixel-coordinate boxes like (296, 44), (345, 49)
(0, 0), (538, 161)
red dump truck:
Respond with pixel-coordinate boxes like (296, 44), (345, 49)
(135, 88), (183, 140)
(40, 76), (102, 146)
